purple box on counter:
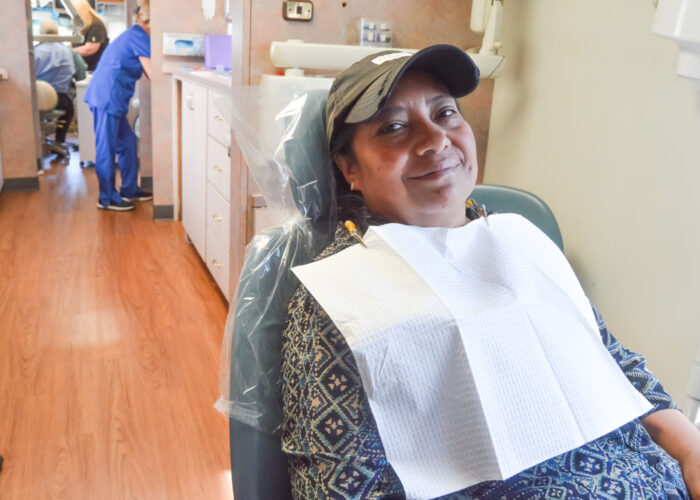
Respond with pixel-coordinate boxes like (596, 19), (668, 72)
(204, 34), (232, 71)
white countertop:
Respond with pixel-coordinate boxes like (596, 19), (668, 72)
(172, 68), (232, 93)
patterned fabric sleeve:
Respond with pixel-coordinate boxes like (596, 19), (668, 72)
(281, 225), (405, 499)
(593, 306), (679, 413)
(281, 284), (404, 499)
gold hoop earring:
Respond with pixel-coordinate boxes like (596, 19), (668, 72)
(350, 181), (355, 191)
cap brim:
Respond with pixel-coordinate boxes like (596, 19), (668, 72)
(345, 44), (480, 124)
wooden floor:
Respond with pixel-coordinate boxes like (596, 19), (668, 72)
(0, 149), (234, 499)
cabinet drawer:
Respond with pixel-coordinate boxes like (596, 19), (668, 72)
(206, 135), (230, 201)
(206, 227), (230, 299)
(208, 90), (231, 147)
(206, 181), (230, 253)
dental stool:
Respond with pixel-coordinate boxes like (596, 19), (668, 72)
(36, 80), (69, 158)
(224, 90), (564, 500)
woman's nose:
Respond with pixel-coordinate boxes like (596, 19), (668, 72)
(414, 120), (450, 156)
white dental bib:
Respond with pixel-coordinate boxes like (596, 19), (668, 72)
(292, 214), (651, 500)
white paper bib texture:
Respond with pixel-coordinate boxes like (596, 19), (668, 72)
(292, 214), (651, 500)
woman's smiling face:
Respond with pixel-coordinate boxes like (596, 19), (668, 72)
(334, 70), (478, 228)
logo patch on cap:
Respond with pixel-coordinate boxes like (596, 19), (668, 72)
(370, 52), (413, 65)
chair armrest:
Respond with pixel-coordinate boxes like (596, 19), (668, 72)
(229, 419), (292, 500)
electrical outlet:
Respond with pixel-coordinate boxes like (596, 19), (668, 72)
(282, 1), (313, 21)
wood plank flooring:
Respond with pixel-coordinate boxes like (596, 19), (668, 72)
(0, 149), (234, 499)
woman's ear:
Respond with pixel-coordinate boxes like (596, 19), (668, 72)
(333, 153), (360, 191)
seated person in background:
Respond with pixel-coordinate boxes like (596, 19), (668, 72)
(68, 48), (87, 121)
(34, 20), (76, 147)
(280, 45), (700, 499)
(71, 0), (109, 71)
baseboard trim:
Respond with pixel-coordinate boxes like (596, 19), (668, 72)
(140, 176), (153, 190)
(153, 204), (174, 221)
(2, 177), (40, 192)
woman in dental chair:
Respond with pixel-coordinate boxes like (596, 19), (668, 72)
(279, 45), (700, 499)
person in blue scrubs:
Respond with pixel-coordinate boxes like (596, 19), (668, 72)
(84, 0), (152, 211)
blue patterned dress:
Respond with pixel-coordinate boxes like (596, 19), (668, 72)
(280, 225), (689, 500)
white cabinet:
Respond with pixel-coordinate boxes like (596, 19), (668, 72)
(206, 172), (231, 253)
(181, 80), (208, 258)
(204, 90), (231, 298)
(179, 77), (232, 299)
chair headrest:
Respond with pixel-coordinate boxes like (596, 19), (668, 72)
(281, 89), (334, 231)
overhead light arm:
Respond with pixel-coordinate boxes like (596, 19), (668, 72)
(34, 0), (84, 44)
(59, 0), (86, 34)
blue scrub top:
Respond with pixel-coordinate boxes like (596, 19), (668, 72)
(84, 25), (150, 115)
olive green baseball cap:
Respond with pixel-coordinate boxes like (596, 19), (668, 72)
(325, 44), (480, 147)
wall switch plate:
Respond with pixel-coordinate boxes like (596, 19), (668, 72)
(360, 18), (393, 47)
(283, 1), (313, 21)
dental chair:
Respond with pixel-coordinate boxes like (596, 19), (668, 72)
(224, 89), (564, 500)
(36, 80), (70, 158)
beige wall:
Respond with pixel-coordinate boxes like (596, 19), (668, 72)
(0, 0), (40, 180)
(485, 0), (700, 402)
(149, 0), (229, 207)
(136, 79), (152, 179)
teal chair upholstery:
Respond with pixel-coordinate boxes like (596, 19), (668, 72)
(227, 91), (564, 500)
(228, 89), (333, 500)
(470, 184), (563, 251)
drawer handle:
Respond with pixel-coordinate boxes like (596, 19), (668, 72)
(213, 165), (223, 172)
(215, 114), (224, 121)
(212, 214), (223, 222)
(211, 259), (222, 268)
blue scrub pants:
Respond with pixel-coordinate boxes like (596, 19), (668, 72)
(91, 107), (140, 206)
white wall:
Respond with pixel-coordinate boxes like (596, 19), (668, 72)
(485, 0), (700, 403)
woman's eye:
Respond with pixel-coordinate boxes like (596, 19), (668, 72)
(437, 107), (458, 120)
(377, 121), (405, 135)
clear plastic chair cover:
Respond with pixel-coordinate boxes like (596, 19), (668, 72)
(214, 87), (336, 436)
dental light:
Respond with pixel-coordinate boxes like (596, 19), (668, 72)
(652, 0), (700, 84)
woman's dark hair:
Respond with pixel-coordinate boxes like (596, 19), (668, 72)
(329, 121), (377, 232)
